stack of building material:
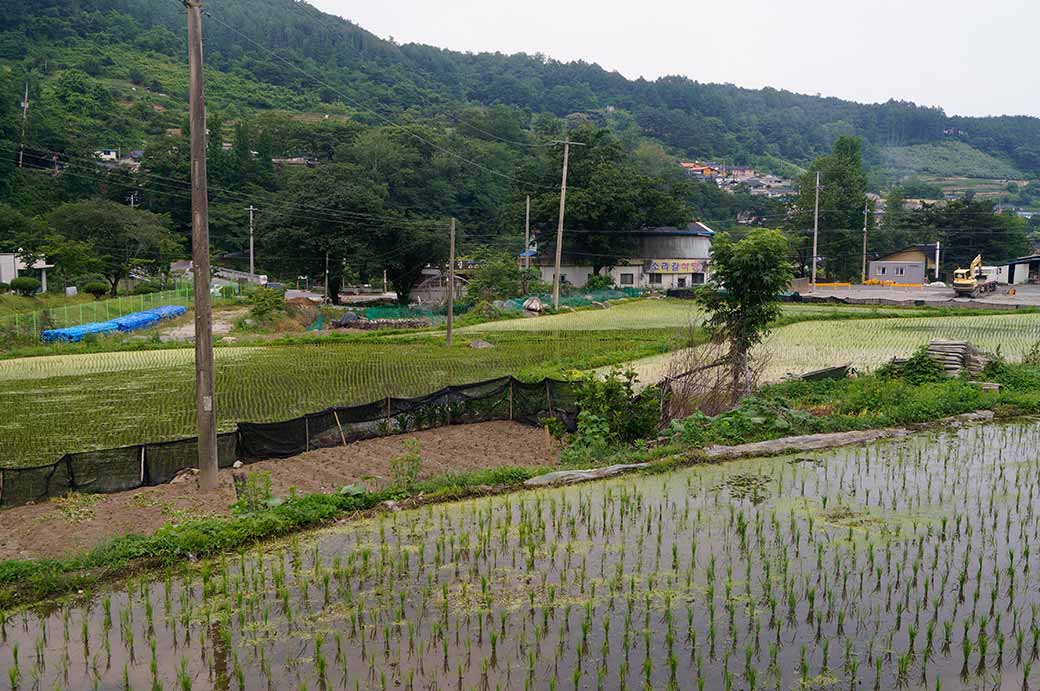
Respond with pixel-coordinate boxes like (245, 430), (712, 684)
(926, 340), (992, 377)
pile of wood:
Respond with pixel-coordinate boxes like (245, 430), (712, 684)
(925, 339), (993, 377)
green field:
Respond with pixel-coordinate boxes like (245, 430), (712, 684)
(463, 298), (928, 333)
(8, 298), (1040, 469)
(616, 310), (1040, 385)
(0, 330), (673, 468)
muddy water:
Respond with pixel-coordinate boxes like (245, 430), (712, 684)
(3, 421), (1040, 690)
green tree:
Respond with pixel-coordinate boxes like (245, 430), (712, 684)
(45, 200), (181, 296)
(695, 229), (793, 402)
(259, 163), (395, 303)
(520, 126), (690, 274)
(787, 136), (868, 279)
(465, 250), (542, 302)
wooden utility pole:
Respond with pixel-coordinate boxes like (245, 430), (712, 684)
(446, 218), (456, 348)
(185, 0), (218, 491)
(810, 171), (820, 290)
(861, 201), (869, 284)
(246, 205), (257, 276)
(550, 139), (584, 309)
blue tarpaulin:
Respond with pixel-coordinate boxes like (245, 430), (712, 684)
(41, 305), (188, 342)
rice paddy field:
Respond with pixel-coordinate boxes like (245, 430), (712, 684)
(4, 420), (1040, 690)
(762, 312), (1040, 378)
(0, 330), (672, 469)
(615, 310), (1040, 387)
(462, 299), (929, 333)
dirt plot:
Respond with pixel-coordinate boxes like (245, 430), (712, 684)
(0, 421), (556, 561)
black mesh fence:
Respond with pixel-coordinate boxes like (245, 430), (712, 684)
(0, 377), (578, 509)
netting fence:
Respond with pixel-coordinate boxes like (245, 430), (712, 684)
(0, 283), (251, 341)
(0, 376), (578, 509)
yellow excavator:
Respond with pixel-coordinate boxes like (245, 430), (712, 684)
(952, 255), (997, 298)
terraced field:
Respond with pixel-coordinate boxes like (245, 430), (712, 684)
(0, 330), (672, 468)
(463, 298), (928, 333)
(617, 311), (1040, 386)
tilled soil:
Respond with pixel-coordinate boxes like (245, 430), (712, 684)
(0, 421), (557, 561)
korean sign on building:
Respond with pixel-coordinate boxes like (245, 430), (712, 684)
(644, 259), (708, 274)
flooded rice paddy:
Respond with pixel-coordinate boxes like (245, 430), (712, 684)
(4, 421), (1040, 690)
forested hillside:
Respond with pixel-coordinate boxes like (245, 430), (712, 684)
(3, 0), (1040, 177)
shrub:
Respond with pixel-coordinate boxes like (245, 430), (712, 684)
(901, 347), (946, 385)
(389, 439), (422, 490)
(130, 282), (162, 295)
(575, 367), (660, 444)
(584, 273), (614, 291)
(560, 410), (616, 467)
(249, 286), (285, 321)
(9, 277), (41, 297)
(83, 281), (110, 300)
(0, 282), (9, 294)
(231, 471), (281, 515)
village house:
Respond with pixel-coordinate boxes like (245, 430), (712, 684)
(867, 244), (940, 284)
(529, 222), (715, 290)
(0, 253), (53, 292)
(680, 162), (720, 178)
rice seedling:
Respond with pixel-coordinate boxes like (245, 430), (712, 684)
(5, 419), (1040, 688)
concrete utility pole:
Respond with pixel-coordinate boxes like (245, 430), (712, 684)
(246, 205), (258, 276)
(324, 251), (330, 302)
(18, 82), (28, 168)
(550, 139), (585, 309)
(446, 218), (456, 348)
(810, 171), (821, 290)
(935, 240), (941, 282)
(185, 0), (218, 491)
(861, 201), (869, 284)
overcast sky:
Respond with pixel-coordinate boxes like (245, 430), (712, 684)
(307, 0), (1036, 118)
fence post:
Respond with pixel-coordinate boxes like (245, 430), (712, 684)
(333, 410), (347, 446)
(546, 380), (555, 417)
(305, 416), (310, 452)
(385, 396), (392, 434)
(508, 379), (514, 421)
(139, 446), (146, 485)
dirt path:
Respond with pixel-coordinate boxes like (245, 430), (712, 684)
(0, 421), (557, 561)
(159, 308), (247, 342)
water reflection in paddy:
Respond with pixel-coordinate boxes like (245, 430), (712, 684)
(3, 421), (1040, 690)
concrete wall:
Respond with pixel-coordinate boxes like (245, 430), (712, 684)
(868, 260), (926, 284)
(0, 254), (16, 284)
(538, 263), (707, 289)
(1008, 263), (1035, 285)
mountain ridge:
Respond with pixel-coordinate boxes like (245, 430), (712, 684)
(2, 0), (1039, 181)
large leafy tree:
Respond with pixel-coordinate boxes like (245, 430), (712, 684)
(44, 200), (181, 295)
(695, 229), (793, 401)
(786, 136), (868, 279)
(259, 163), (446, 303)
(519, 126), (690, 274)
